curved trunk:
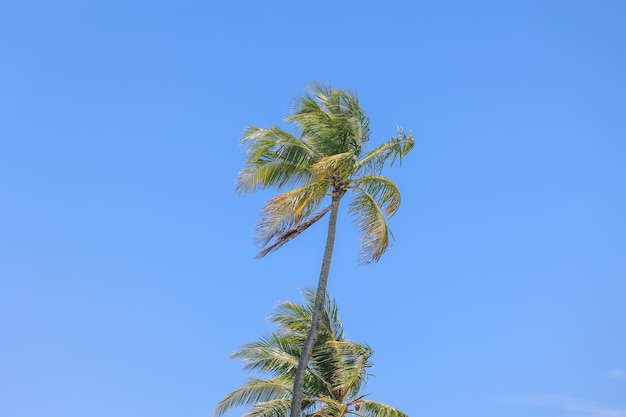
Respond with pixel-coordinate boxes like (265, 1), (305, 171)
(289, 194), (341, 417)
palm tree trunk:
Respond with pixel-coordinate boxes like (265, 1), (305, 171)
(290, 194), (341, 417)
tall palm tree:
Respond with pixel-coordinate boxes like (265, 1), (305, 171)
(214, 289), (408, 417)
(236, 83), (414, 417)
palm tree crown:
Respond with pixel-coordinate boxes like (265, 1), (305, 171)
(236, 83), (414, 264)
(214, 289), (408, 417)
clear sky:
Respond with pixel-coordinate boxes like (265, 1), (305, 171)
(1, 1), (625, 417)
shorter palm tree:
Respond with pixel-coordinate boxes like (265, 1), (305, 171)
(215, 289), (407, 417)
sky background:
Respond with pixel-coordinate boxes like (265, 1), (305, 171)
(1, 1), (625, 417)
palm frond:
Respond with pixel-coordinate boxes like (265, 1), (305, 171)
(288, 83), (369, 157)
(309, 82), (369, 143)
(315, 396), (349, 417)
(214, 378), (292, 417)
(271, 291), (346, 397)
(256, 205), (332, 259)
(236, 126), (318, 194)
(323, 341), (373, 400)
(348, 188), (393, 264)
(272, 289), (344, 345)
(357, 130), (414, 176)
(354, 400), (408, 417)
(241, 126), (318, 159)
(243, 397), (320, 417)
(232, 337), (300, 376)
(351, 176), (401, 218)
(270, 299), (313, 333)
(312, 152), (359, 183)
(302, 288), (344, 343)
(244, 398), (292, 417)
(287, 93), (333, 147)
(255, 179), (331, 250)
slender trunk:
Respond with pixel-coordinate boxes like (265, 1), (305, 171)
(289, 194), (341, 417)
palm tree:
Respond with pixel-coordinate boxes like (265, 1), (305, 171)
(236, 83), (414, 417)
(215, 289), (408, 417)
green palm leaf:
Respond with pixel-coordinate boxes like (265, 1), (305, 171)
(357, 130), (414, 176)
(315, 396), (349, 417)
(232, 337), (300, 376)
(214, 378), (292, 417)
(348, 187), (393, 264)
(245, 398), (292, 417)
(237, 127), (318, 194)
(312, 153), (359, 184)
(324, 341), (373, 400)
(255, 180), (331, 249)
(288, 83), (369, 157)
(271, 289), (343, 342)
(355, 400), (408, 417)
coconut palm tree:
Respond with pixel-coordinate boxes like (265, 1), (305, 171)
(236, 83), (414, 417)
(214, 289), (408, 417)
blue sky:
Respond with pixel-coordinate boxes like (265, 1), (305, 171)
(1, 1), (625, 417)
